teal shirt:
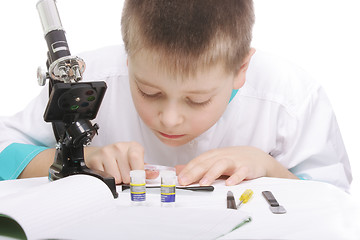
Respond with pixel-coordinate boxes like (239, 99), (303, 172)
(229, 89), (238, 103)
(0, 143), (48, 180)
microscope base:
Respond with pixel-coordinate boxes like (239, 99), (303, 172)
(49, 164), (118, 198)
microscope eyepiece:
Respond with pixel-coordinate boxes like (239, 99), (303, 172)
(37, 0), (85, 83)
(36, 0), (64, 35)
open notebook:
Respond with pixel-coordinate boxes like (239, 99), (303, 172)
(0, 174), (251, 240)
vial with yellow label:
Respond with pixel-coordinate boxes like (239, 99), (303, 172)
(130, 170), (146, 206)
(160, 170), (176, 207)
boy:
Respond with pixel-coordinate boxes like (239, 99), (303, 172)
(0, 0), (352, 191)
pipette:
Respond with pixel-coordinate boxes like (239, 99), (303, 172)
(237, 189), (254, 209)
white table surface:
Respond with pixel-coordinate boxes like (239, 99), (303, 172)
(0, 176), (359, 240)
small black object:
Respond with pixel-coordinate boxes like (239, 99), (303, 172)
(121, 184), (214, 192)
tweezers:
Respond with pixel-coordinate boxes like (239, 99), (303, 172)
(121, 184), (214, 192)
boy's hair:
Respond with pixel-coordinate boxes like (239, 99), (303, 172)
(121, 0), (254, 77)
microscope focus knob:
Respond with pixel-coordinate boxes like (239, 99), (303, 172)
(37, 66), (48, 86)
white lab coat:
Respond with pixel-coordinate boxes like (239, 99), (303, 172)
(0, 45), (352, 191)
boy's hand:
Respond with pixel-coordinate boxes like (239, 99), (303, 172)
(177, 146), (297, 186)
(84, 142), (144, 184)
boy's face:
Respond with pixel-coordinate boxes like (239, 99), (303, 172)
(127, 51), (244, 147)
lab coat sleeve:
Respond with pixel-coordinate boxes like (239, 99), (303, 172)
(0, 85), (55, 180)
(0, 143), (49, 180)
(273, 85), (352, 192)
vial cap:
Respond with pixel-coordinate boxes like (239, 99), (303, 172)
(130, 170), (146, 178)
(160, 170), (176, 178)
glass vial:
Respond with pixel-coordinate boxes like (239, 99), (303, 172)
(130, 170), (146, 206)
(160, 170), (176, 207)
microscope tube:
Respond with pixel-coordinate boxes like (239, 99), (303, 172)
(160, 170), (176, 207)
(36, 0), (63, 35)
(130, 170), (146, 205)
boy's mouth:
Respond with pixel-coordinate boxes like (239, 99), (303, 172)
(159, 132), (185, 139)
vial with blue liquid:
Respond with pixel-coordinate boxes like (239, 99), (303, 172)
(160, 170), (176, 207)
(130, 170), (146, 206)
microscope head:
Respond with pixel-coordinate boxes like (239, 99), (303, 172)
(37, 0), (85, 84)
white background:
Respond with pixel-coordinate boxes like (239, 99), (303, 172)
(0, 0), (359, 200)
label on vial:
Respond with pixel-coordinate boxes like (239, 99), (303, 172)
(161, 184), (176, 203)
(130, 183), (146, 201)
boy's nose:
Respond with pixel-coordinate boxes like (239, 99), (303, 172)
(159, 104), (184, 128)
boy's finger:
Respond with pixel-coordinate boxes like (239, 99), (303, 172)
(102, 157), (122, 184)
(174, 165), (186, 175)
(178, 163), (208, 186)
(87, 156), (105, 172)
(128, 150), (144, 169)
(177, 152), (209, 175)
(128, 143), (145, 170)
(225, 166), (249, 186)
(118, 160), (131, 184)
(199, 160), (229, 186)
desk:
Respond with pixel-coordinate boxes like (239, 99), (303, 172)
(0, 176), (359, 239)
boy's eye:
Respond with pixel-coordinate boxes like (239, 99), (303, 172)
(187, 98), (211, 107)
(137, 87), (161, 98)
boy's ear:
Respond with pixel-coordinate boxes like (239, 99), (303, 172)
(233, 48), (256, 89)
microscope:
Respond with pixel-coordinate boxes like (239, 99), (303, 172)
(36, 0), (118, 198)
